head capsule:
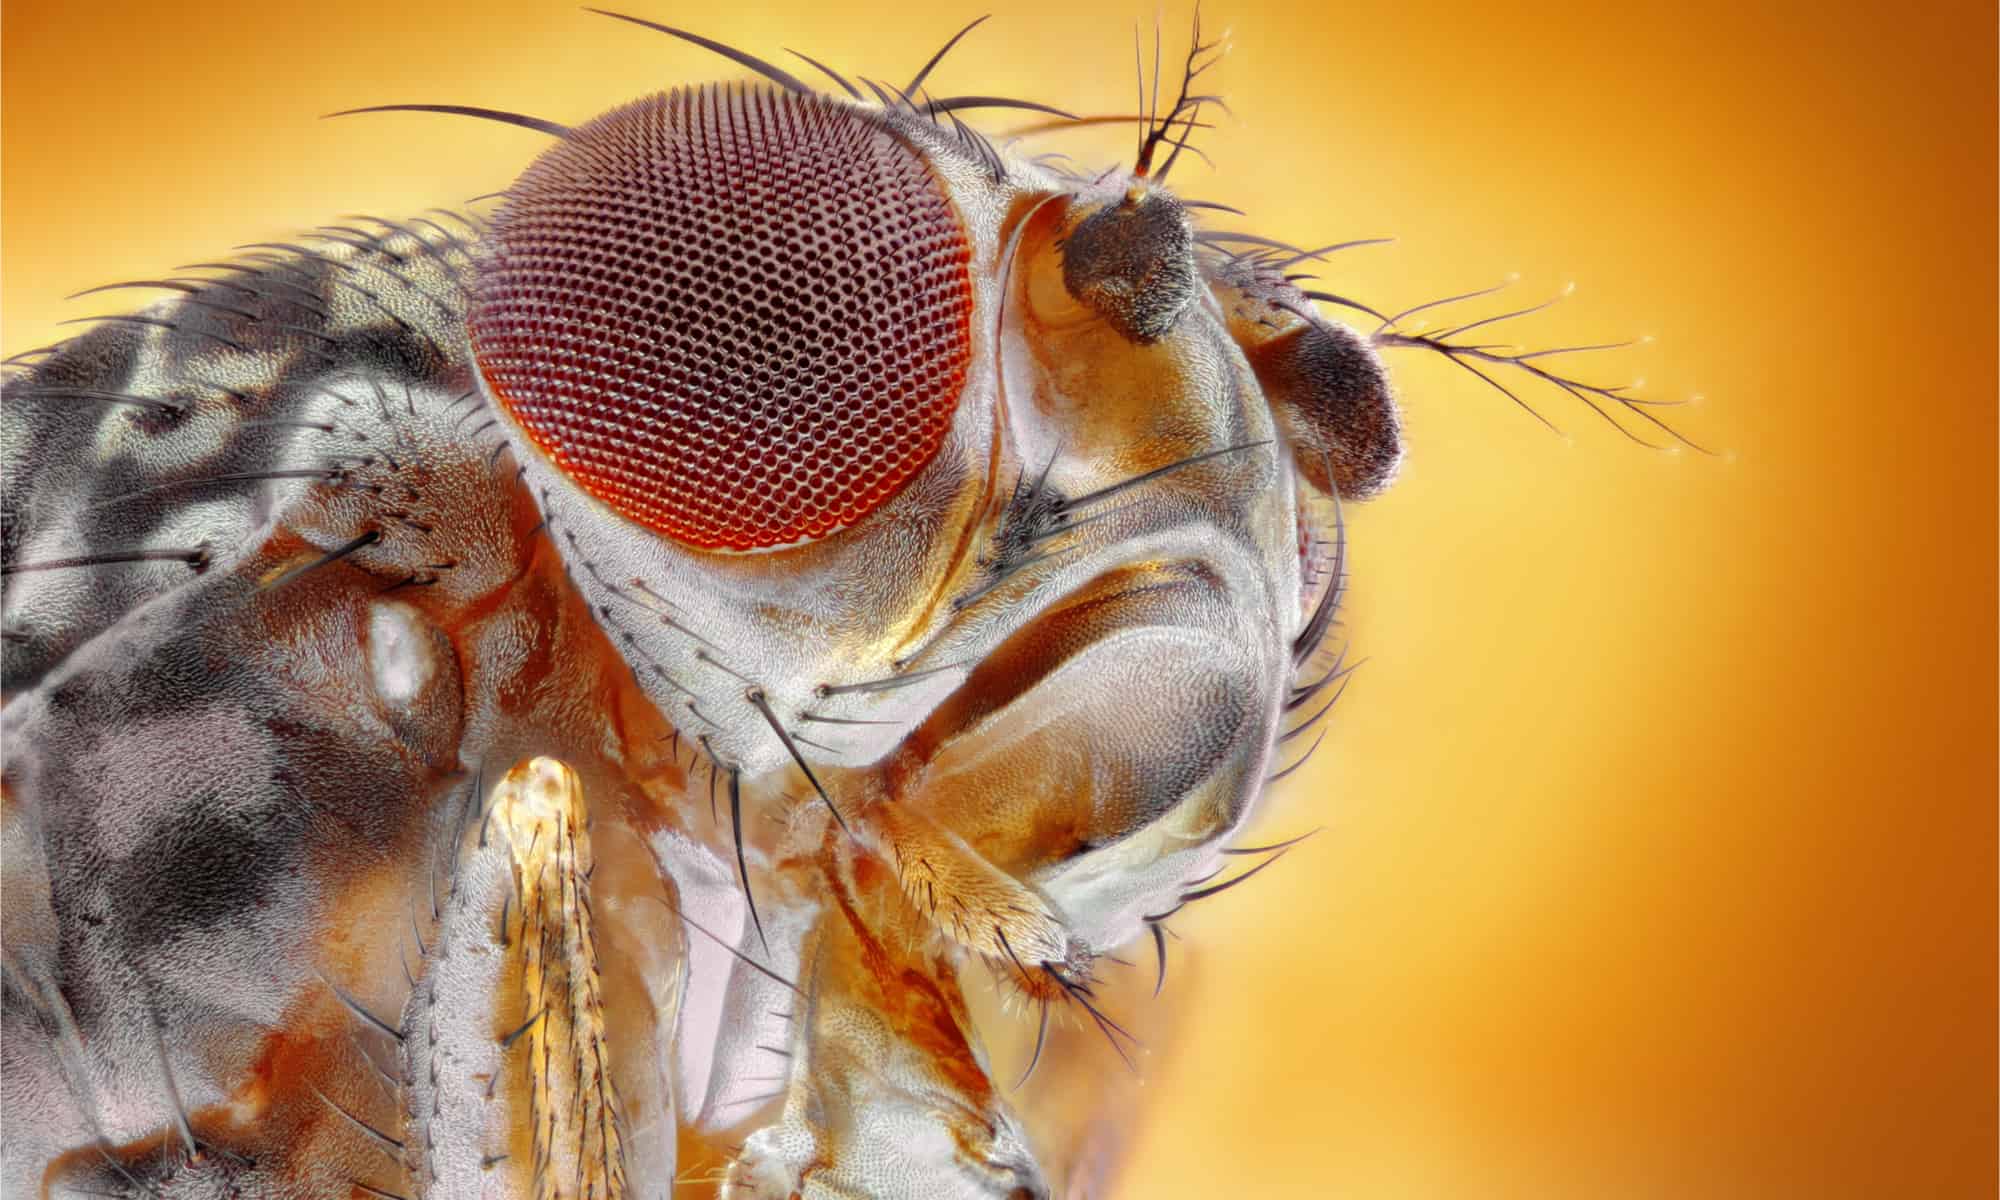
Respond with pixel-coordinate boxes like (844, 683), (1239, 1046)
(473, 82), (1032, 776)
(472, 66), (1405, 785)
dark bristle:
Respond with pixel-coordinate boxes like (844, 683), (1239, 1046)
(746, 689), (852, 836)
(84, 468), (344, 513)
(1013, 997), (1051, 1089)
(1221, 827), (1323, 856)
(1044, 964), (1140, 1070)
(145, 1016), (198, 1159)
(260, 528), (382, 591)
(1267, 726), (1328, 784)
(906, 15), (991, 95)
(583, 8), (810, 94)
(860, 76), (897, 108)
(1280, 676), (1349, 742)
(815, 659), (967, 697)
(57, 313), (245, 353)
(2, 546), (210, 576)
(324, 103), (570, 138)
(642, 891), (803, 996)
(1059, 439), (1272, 514)
(1291, 468), (1345, 667)
(1175, 845), (1296, 906)
(728, 766), (770, 955)
(1288, 650), (1363, 712)
(498, 1010), (543, 1050)
(1149, 921), (1169, 997)
(1292, 291), (1390, 324)
(787, 47), (863, 100)
(309, 1084), (405, 1158)
(316, 972), (405, 1043)
(926, 94), (1078, 121)
(10, 387), (184, 414)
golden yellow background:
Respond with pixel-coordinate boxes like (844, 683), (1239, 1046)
(4, 0), (1993, 1195)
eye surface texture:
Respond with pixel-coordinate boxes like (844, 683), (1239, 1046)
(470, 84), (974, 551)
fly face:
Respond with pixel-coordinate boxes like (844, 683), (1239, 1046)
(466, 74), (1316, 790)
(1, 8), (1695, 1198)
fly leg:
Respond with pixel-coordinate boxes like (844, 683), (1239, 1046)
(725, 837), (1045, 1200)
(401, 755), (680, 1199)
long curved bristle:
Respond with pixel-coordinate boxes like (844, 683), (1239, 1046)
(324, 104), (570, 137)
(787, 47), (863, 100)
(906, 14), (991, 95)
(583, 8), (810, 94)
(926, 95), (1077, 121)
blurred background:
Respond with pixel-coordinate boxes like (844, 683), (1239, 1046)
(5, 0), (1993, 1195)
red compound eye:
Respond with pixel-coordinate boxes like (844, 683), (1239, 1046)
(470, 85), (975, 551)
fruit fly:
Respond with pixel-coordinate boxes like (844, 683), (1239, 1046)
(0, 7), (1697, 1197)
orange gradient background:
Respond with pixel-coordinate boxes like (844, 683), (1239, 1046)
(4, 1), (1994, 1195)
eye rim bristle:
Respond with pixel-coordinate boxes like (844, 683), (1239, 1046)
(323, 103), (571, 138)
(786, 47), (865, 100)
(904, 13), (993, 96)
(583, 10), (1087, 181)
(925, 95), (1079, 121)
(581, 6), (812, 94)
